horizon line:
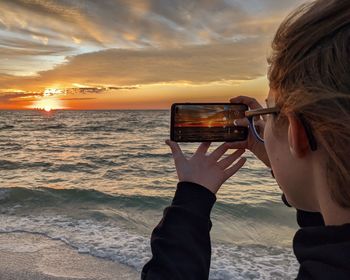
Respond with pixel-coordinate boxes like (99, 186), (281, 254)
(0, 108), (170, 111)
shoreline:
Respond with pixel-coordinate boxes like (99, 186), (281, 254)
(0, 232), (139, 280)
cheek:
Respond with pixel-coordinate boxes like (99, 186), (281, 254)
(264, 119), (276, 164)
(264, 120), (289, 190)
(264, 120), (317, 211)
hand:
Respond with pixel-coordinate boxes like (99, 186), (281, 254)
(229, 95), (271, 168)
(165, 140), (246, 194)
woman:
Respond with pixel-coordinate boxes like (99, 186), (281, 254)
(141, 0), (350, 279)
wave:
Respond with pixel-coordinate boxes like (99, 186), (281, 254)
(44, 162), (99, 173)
(0, 187), (170, 210)
(0, 160), (100, 173)
(0, 160), (52, 170)
(0, 214), (152, 270)
(75, 126), (132, 133)
(0, 187), (294, 225)
(42, 123), (67, 129)
(213, 200), (293, 222)
(115, 152), (172, 160)
(0, 124), (14, 130)
(3, 123), (134, 133)
(0, 214), (298, 279)
(0, 143), (22, 151)
(0, 157), (166, 172)
(85, 143), (114, 149)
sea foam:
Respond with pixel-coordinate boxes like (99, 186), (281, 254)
(0, 213), (298, 279)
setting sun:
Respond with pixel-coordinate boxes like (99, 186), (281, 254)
(30, 97), (64, 111)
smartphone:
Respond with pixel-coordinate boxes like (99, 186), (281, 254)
(170, 103), (248, 142)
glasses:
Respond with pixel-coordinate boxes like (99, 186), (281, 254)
(244, 106), (317, 151)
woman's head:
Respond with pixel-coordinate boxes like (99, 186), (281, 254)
(264, 0), (350, 210)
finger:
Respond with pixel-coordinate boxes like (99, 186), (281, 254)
(230, 96), (263, 110)
(165, 140), (186, 163)
(194, 142), (211, 156)
(223, 157), (247, 181)
(218, 149), (245, 169)
(233, 118), (249, 127)
(209, 142), (234, 162)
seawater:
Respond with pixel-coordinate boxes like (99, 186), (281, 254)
(0, 110), (299, 279)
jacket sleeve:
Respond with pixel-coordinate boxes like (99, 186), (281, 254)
(141, 181), (216, 280)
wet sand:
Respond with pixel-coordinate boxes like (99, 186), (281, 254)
(0, 232), (139, 280)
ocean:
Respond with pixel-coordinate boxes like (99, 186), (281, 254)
(0, 110), (299, 279)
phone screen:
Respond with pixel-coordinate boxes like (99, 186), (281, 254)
(171, 103), (248, 142)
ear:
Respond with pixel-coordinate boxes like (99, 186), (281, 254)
(287, 113), (310, 158)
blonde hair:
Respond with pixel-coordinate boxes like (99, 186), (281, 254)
(267, 0), (350, 207)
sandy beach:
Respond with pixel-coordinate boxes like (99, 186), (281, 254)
(0, 232), (139, 280)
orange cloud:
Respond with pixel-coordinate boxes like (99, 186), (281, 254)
(0, 38), (269, 92)
(0, 0), (304, 109)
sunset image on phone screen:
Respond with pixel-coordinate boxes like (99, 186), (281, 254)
(173, 104), (247, 142)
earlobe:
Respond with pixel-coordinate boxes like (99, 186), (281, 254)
(287, 114), (309, 158)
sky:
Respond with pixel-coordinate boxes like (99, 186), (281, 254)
(0, 0), (305, 110)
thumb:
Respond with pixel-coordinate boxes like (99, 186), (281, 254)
(234, 118), (249, 127)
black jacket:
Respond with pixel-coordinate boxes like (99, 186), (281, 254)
(141, 181), (350, 279)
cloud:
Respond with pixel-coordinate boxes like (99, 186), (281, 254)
(0, 37), (269, 91)
(0, 91), (41, 103)
(0, 0), (307, 89)
(1, 0), (304, 46)
(60, 97), (96, 101)
(0, 85), (138, 103)
(0, 37), (74, 57)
